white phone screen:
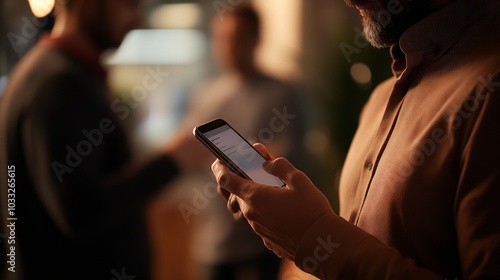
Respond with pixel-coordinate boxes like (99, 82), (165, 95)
(204, 125), (283, 186)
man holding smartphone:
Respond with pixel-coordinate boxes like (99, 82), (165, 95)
(213, 0), (500, 279)
(171, 5), (307, 279)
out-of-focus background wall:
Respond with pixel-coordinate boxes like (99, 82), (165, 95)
(0, 0), (392, 279)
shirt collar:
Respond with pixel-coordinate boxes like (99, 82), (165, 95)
(391, 0), (500, 78)
(40, 34), (107, 82)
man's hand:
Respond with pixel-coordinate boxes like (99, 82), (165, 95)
(211, 143), (335, 260)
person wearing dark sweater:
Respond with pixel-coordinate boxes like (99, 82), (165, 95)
(0, 0), (200, 279)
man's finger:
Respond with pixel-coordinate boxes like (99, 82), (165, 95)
(253, 143), (275, 161)
(228, 194), (241, 213)
(263, 157), (308, 188)
(217, 184), (231, 202)
(230, 195), (248, 222)
(211, 159), (260, 198)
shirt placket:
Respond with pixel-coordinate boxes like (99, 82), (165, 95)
(353, 47), (424, 225)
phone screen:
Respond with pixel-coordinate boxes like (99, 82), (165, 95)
(202, 124), (284, 187)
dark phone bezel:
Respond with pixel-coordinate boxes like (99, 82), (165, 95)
(193, 119), (285, 186)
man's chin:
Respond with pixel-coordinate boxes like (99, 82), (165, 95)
(360, 18), (395, 48)
(363, 26), (397, 48)
(358, 0), (432, 48)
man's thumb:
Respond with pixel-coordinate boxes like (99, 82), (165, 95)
(263, 157), (303, 186)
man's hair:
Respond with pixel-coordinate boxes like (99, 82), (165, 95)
(227, 5), (260, 41)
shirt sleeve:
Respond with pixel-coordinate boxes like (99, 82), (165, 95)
(294, 214), (442, 279)
(454, 72), (500, 279)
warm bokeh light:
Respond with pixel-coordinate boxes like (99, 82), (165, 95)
(149, 3), (202, 29)
(28, 0), (55, 18)
(304, 129), (330, 156)
(350, 62), (372, 85)
(105, 29), (206, 65)
(253, 0), (302, 81)
(351, 63), (372, 85)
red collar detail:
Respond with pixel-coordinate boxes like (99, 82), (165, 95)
(40, 34), (107, 81)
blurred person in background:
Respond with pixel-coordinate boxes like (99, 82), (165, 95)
(0, 0), (201, 279)
(212, 0), (500, 279)
(169, 4), (307, 280)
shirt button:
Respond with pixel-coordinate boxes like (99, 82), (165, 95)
(367, 162), (373, 170)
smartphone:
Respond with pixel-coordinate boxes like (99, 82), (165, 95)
(193, 119), (285, 187)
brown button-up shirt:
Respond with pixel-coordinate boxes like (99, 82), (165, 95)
(295, 0), (500, 279)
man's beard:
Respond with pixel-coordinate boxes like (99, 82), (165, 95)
(353, 0), (432, 48)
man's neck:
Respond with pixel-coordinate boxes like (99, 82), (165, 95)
(51, 13), (102, 58)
